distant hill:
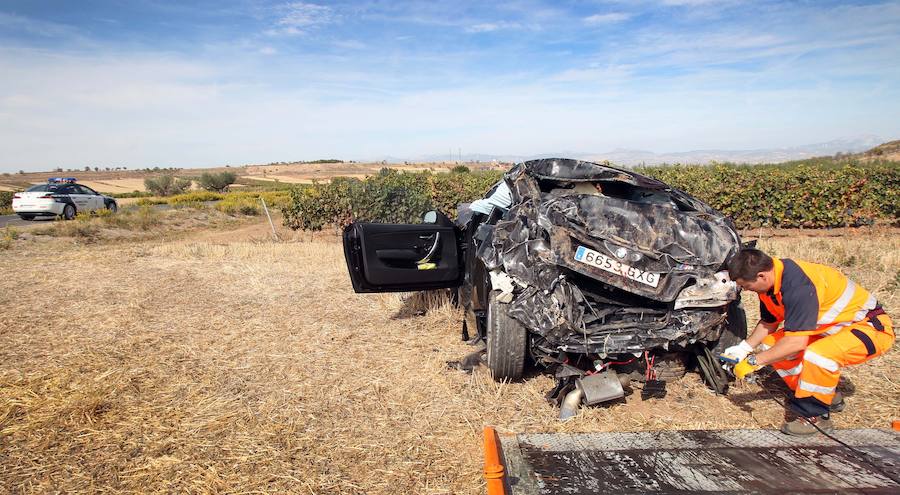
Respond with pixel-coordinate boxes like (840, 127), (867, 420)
(400, 136), (889, 166)
(858, 140), (900, 162)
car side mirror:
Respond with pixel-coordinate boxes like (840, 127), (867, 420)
(423, 211), (438, 224)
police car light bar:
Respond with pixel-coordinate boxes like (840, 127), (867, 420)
(48, 177), (78, 183)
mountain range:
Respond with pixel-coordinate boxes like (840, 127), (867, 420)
(389, 135), (886, 166)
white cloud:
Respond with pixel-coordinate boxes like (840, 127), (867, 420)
(333, 39), (367, 50)
(0, 12), (81, 38)
(266, 2), (333, 36)
(258, 46), (277, 55)
(466, 21), (523, 33)
(277, 2), (333, 27)
(583, 13), (631, 25)
(661, 0), (727, 6)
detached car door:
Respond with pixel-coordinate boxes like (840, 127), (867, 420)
(343, 221), (463, 293)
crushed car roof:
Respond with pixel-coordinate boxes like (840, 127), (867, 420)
(516, 158), (668, 189)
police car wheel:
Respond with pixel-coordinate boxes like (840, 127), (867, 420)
(107, 202), (118, 213)
(62, 204), (76, 220)
(19, 214), (35, 221)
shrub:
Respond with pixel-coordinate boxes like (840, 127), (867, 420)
(637, 161), (900, 228)
(110, 190), (153, 198)
(36, 213), (101, 239)
(0, 191), (15, 214)
(216, 195), (260, 216)
(134, 197), (168, 206)
(283, 160), (898, 231)
(198, 171), (237, 192)
(0, 226), (19, 250)
(99, 205), (161, 230)
(281, 170), (501, 231)
(451, 165), (471, 173)
(144, 175), (192, 196)
(168, 191), (224, 205)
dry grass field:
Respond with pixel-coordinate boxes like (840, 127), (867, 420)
(76, 179), (149, 194)
(1, 216), (898, 494)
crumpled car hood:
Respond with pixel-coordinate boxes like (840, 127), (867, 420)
(541, 194), (738, 266)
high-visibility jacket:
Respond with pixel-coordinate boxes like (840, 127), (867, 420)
(758, 258), (878, 337)
(757, 258), (893, 414)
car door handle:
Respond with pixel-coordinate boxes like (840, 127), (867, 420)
(376, 249), (421, 261)
(417, 232), (441, 263)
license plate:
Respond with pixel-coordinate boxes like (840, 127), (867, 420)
(574, 245), (660, 288)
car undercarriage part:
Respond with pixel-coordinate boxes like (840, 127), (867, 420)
(696, 344), (731, 394)
(558, 388), (584, 421)
(641, 379), (668, 400)
(577, 371), (626, 406)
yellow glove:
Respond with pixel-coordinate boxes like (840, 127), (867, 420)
(733, 358), (761, 380)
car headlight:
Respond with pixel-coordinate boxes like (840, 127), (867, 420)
(673, 271), (738, 310)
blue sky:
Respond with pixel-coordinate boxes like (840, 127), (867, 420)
(1, 0), (899, 170)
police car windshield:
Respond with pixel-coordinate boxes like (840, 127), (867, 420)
(26, 184), (69, 193)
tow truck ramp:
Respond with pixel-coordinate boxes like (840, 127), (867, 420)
(484, 427), (900, 494)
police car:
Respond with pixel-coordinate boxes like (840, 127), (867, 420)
(11, 178), (118, 221)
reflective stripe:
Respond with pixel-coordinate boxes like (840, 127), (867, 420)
(776, 363), (803, 377)
(850, 294), (878, 322)
(823, 322), (850, 335)
(803, 350), (840, 372)
(798, 380), (836, 395)
(818, 280), (856, 325)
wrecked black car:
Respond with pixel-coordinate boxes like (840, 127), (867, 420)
(343, 159), (746, 415)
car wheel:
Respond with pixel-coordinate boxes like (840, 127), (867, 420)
(651, 352), (689, 382)
(107, 202), (118, 213)
(62, 204), (76, 220)
(18, 214), (35, 221)
(485, 292), (527, 381)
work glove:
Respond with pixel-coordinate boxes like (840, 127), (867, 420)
(721, 340), (754, 363)
(733, 357), (761, 380)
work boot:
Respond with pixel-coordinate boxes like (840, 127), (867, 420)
(781, 415), (834, 436)
(829, 391), (845, 413)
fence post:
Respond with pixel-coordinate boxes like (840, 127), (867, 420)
(260, 198), (280, 241)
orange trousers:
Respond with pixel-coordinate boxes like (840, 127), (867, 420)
(760, 313), (894, 415)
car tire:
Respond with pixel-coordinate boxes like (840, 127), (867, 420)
(485, 292), (527, 382)
(18, 214), (35, 221)
(711, 299), (748, 356)
(107, 202), (118, 213)
(651, 352), (689, 382)
(62, 204), (76, 220)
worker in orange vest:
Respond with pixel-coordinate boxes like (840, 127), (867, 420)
(722, 249), (894, 436)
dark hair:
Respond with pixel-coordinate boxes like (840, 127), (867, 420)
(728, 248), (774, 281)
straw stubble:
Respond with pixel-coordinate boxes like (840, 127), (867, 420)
(1, 228), (897, 493)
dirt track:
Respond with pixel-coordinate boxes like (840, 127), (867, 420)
(1, 222), (897, 493)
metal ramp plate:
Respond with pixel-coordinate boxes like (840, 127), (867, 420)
(496, 429), (900, 494)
